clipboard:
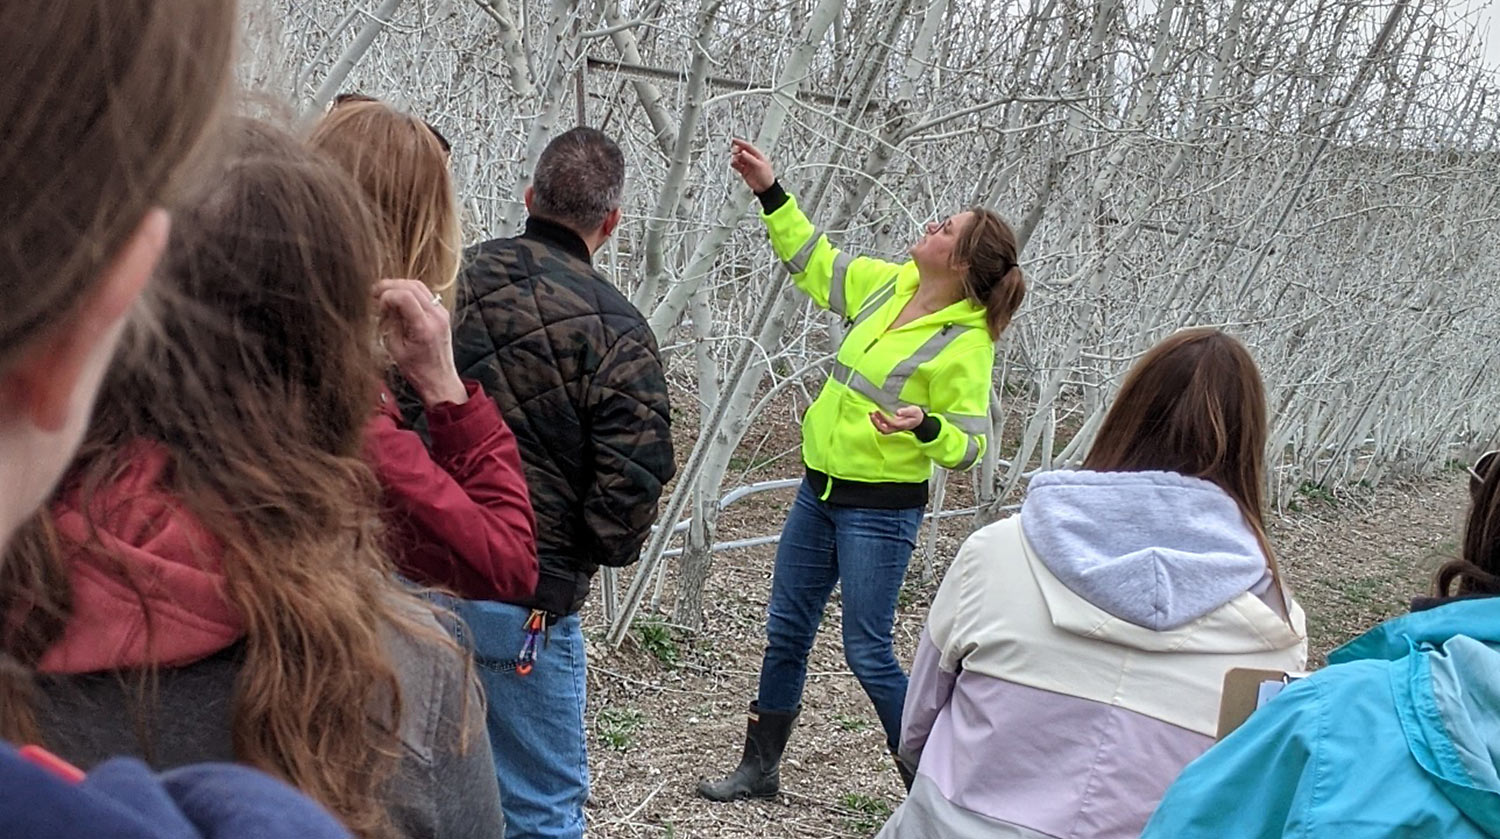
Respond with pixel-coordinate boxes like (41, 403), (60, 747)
(1216, 667), (1308, 739)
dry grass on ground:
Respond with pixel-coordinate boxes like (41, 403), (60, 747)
(579, 474), (1469, 838)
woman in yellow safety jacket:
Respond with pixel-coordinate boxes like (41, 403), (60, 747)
(699, 139), (1026, 802)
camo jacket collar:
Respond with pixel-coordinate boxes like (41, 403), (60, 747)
(522, 216), (592, 265)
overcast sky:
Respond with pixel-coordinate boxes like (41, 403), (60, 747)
(1478, 0), (1500, 69)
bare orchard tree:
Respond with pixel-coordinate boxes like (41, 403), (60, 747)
(252, 0), (1500, 638)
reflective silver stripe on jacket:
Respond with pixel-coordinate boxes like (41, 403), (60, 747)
(783, 229), (821, 276)
(850, 278), (898, 327)
(830, 323), (985, 413)
(882, 325), (973, 399)
(830, 323), (988, 467)
(831, 361), (899, 413)
(828, 251), (854, 317)
(954, 435), (982, 470)
(940, 412), (991, 436)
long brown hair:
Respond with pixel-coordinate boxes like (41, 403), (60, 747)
(308, 98), (462, 307)
(1084, 328), (1278, 578)
(0, 120), (459, 839)
(0, 2), (235, 369)
(954, 208), (1025, 338)
(1436, 455), (1500, 597)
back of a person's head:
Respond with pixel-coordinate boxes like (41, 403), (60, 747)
(0, 2), (235, 543)
(530, 126), (625, 233)
(1084, 328), (1269, 534)
(0, 118), (456, 839)
(154, 117), (385, 456)
(954, 209), (1026, 338)
(1438, 455), (1500, 597)
(308, 97), (462, 307)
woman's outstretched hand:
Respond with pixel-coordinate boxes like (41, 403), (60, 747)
(871, 406), (926, 434)
(375, 278), (469, 408)
(730, 138), (776, 193)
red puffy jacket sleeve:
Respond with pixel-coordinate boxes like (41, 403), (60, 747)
(365, 381), (538, 601)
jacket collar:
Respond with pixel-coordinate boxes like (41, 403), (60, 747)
(522, 216), (593, 265)
(1330, 597), (1500, 664)
(887, 264), (988, 332)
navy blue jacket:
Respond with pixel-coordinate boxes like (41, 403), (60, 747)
(0, 743), (349, 838)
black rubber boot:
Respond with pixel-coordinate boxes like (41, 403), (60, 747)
(891, 749), (916, 793)
(697, 703), (799, 802)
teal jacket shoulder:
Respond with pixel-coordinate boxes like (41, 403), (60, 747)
(1144, 598), (1500, 838)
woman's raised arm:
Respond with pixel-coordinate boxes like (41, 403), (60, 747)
(729, 138), (905, 321)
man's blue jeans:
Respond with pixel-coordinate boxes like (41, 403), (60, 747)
(756, 479), (924, 750)
(451, 599), (588, 839)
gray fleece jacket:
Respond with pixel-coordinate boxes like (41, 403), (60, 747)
(32, 607), (502, 839)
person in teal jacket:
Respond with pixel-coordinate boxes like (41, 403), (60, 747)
(1143, 450), (1500, 838)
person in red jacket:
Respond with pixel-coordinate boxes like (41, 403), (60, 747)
(0, 4), (350, 837)
(310, 96), (538, 601)
(1, 121), (503, 837)
(368, 278), (538, 599)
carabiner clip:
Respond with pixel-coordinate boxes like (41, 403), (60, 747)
(516, 609), (546, 676)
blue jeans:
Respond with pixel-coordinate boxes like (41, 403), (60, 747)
(757, 479), (924, 750)
(451, 599), (588, 839)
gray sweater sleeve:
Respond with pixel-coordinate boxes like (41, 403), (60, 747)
(430, 671), (506, 839)
(383, 605), (505, 839)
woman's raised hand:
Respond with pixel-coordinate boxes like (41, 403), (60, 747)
(730, 138), (776, 193)
(375, 278), (469, 408)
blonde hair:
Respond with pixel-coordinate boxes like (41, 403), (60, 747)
(308, 98), (462, 307)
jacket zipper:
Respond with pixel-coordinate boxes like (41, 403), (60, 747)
(822, 317), (885, 501)
(821, 290), (957, 500)
(823, 308), (899, 500)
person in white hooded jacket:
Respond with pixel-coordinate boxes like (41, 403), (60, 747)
(879, 327), (1308, 839)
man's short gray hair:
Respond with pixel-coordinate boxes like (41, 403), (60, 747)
(530, 126), (625, 232)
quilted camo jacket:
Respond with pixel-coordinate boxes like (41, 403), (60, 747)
(446, 216), (675, 615)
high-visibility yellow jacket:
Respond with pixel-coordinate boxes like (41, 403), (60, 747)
(763, 194), (995, 487)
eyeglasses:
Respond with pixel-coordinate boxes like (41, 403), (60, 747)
(1468, 450), (1497, 496)
(330, 93), (452, 156)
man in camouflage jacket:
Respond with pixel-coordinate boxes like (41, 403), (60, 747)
(446, 127), (674, 839)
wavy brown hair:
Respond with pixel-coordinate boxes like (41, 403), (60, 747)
(1435, 453), (1500, 597)
(1084, 328), (1282, 587)
(308, 97), (462, 307)
(0, 119), (461, 839)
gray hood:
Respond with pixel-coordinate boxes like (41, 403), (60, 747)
(1019, 469), (1273, 631)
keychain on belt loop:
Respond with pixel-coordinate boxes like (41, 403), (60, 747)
(516, 608), (547, 676)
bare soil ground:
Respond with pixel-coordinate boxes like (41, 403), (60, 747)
(582, 429), (1468, 838)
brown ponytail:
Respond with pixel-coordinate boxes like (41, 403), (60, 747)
(954, 207), (1026, 338)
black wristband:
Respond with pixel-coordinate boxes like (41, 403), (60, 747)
(912, 412), (941, 443)
(755, 180), (789, 213)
